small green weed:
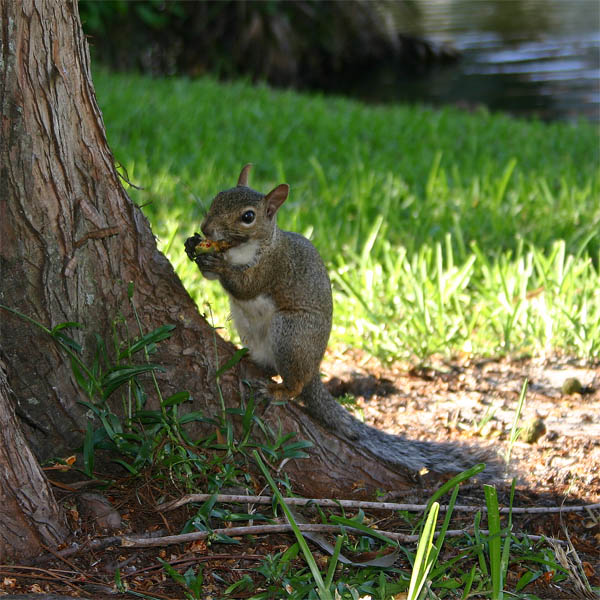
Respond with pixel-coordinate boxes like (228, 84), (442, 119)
(159, 559), (204, 600)
(0, 292), (308, 494)
(253, 544), (301, 589)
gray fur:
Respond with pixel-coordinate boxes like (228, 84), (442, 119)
(187, 166), (498, 480)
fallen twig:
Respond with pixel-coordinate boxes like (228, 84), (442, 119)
(0, 563), (102, 593)
(22, 519), (568, 571)
(31, 530), (166, 565)
(157, 493), (600, 516)
(120, 523), (566, 547)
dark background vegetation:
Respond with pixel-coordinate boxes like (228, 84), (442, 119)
(79, 0), (456, 92)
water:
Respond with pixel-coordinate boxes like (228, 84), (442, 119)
(360, 0), (600, 121)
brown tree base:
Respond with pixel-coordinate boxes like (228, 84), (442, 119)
(0, 363), (66, 562)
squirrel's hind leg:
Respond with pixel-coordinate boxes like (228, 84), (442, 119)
(267, 311), (326, 401)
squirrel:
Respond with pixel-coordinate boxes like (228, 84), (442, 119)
(185, 165), (497, 479)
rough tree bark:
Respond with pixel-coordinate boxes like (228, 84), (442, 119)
(0, 359), (66, 561)
(0, 0), (232, 460)
(0, 0), (416, 559)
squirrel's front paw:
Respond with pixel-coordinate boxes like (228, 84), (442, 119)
(194, 252), (223, 273)
(184, 233), (203, 261)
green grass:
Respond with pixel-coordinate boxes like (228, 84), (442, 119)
(93, 70), (600, 362)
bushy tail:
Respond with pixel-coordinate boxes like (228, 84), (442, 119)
(299, 376), (500, 480)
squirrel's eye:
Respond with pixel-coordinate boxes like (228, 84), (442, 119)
(241, 210), (255, 225)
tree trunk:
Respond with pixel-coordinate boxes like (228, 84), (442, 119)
(0, 359), (66, 561)
(0, 0), (235, 460)
(0, 0), (414, 559)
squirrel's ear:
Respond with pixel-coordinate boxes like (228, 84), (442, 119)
(237, 164), (253, 187)
(264, 184), (289, 219)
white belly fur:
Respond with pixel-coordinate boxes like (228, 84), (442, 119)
(229, 293), (277, 370)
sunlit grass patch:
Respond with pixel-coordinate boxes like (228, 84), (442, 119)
(94, 70), (600, 362)
(332, 235), (600, 362)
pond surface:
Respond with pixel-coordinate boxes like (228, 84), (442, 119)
(358, 0), (600, 122)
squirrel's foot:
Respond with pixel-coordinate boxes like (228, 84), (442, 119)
(266, 380), (304, 402)
(245, 379), (304, 403)
(244, 379), (271, 401)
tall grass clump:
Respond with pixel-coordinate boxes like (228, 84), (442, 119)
(93, 71), (600, 362)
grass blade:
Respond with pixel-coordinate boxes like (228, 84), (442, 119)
(253, 451), (332, 600)
(484, 485), (503, 600)
(407, 501), (440, 600)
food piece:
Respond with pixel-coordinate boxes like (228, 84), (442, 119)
(193, 238), (233, 255)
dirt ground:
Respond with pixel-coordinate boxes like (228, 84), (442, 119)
(324, 351), (600, 598)
(324, 350), (600, 499)
(1, 354), (599, 599)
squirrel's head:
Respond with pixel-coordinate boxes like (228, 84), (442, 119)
(201, 164), (289, 245)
